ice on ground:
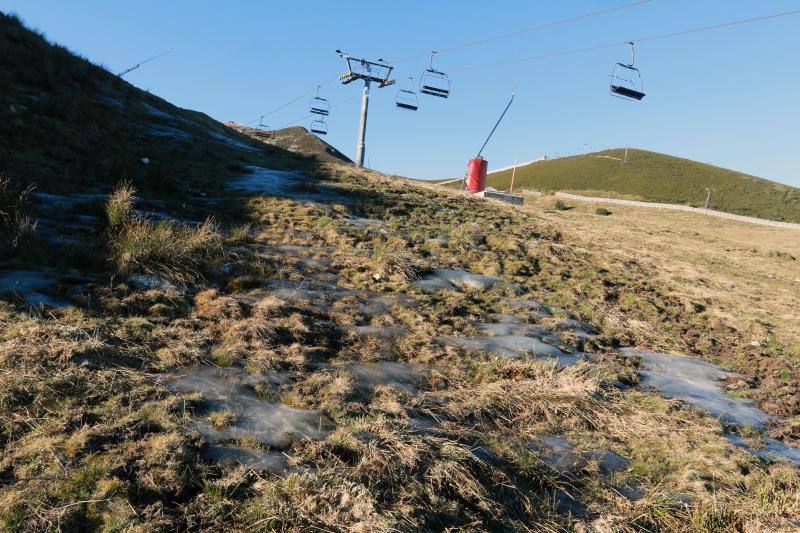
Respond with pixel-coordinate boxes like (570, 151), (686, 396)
(30, 192), (107, 210)
(204, 444), (288, 474)
(227, 166), (305, 196)
(414, 268), (502, 292)
(359, 294), (416, 317)
(352, 325), (407, 338)
(473, 322), (551, 338)
(229, 166), (351, 205)
(622, 348), (770, 428)
(436, 334), (582, 366)
(527, 436), (630, 477)
(166, 367), (331, 470)
(148, 125), (191, 141)
(0, 270), (55, 293)
(727, 434), (800, 466)
(344, 362), (429, 394)
(142, 101), (177, 120)
(127, 274), (177, 292)
(209, 131), (259, 152)
(0, 270), (71, 308)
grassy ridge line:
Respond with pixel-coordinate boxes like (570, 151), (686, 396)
(483, 149), (800, 223)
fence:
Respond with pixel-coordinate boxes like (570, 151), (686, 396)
(552, 192), (800, 231)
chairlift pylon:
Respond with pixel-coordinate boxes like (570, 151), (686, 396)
(309, 85), (330, 116)
(395, 77), (419, 111)
(310, 117), (328, 135)
(609, 42), (645, 101)
(419, 51), (451, 98)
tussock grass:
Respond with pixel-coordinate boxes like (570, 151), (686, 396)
(369, 239), (418, 282)
(104, 181), (135, 236)
(0, 175), (35, 250)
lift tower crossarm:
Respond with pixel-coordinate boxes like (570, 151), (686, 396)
(336, 50), (395, 168)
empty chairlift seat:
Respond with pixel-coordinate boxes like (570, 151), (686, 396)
(396, 77), (419, 110)
(419, 51), (451, 99)
(609, 42), (646, 101)
(310, 118), (328, 135)
(309, 85), (330, 115)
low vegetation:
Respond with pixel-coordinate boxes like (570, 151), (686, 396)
(0, 175), (34, 250)
(482, 149), (800, 222)
(1, 12), (799, 532)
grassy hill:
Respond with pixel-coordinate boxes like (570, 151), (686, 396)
(226, 123), (353, 165)
(483, 149), (800, 223)
(0, 12), (322, 201)
(2, 11), (800, 532)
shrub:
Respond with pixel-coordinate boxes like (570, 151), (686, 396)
(110, 217), (223, 284)
(105, 181), (135, 236)
(595, 207), (611, 216)
(0, 176), (35, 250)
(554, 200), (568, 211)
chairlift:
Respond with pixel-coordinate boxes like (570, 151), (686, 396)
(419, 51), (451, 98)
(309, 85), (330, 116)
(258, 115), (270, 130)
(310, 117), (328, 135)
(609, 42), (645, 101)
(395, 77), (419, 111)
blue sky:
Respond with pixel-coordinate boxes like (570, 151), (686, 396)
(3, 1), (799, 186)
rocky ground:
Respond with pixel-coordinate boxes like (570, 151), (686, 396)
(1, 162), (799, 531)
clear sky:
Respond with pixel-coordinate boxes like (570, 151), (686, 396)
(3, 1), (799, 186)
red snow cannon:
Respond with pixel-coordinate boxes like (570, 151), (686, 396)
(465, 157), (488, 193)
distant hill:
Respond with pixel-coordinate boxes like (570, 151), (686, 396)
(482, 149), (800, 223)
(226, 123), (353, 165)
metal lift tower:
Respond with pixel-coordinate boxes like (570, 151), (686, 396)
(336, 51), (395, 168)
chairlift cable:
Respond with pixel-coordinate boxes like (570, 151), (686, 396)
(246, 1), (654, 123)
(450, 8), (800, 73)
(388, 0), (655, 64)
(117, 48), (173, 77)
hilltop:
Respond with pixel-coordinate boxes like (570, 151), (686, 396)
(483, 149), (800, 223)
(1, 12), (799, 532)
(226, 123), (353, 165)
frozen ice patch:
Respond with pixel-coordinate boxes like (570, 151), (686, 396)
(209, 131), (259, 152)
(227, 166), (305, 196)
(414, 268), (502, 292)
(622, 348), (770, 428)
(166, 366), (331, 471)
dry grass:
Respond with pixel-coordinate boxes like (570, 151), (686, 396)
(0, 175), (35, 250)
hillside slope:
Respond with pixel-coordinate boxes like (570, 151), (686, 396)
(2, 12), (800, 532)
(0, 12), (315, 200)
(226, 123), (353, 164)
(484, 149), (800, 223)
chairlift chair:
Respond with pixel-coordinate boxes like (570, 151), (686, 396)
(310, 117), (328, 135)
(309, 85), (330, 116)
(609, 42), (645, 101)
(419, 51), (451, 98)
(395, 77), (419, 111)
